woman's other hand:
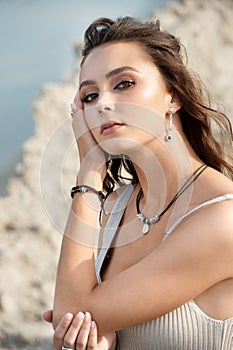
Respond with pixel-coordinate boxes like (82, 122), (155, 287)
(43, 309), (116, 349)
(42, 309), (53, 323)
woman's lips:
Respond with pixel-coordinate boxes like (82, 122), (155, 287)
(101, 122), (124, 135)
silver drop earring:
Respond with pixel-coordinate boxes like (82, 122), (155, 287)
(165, 107), (174, 142)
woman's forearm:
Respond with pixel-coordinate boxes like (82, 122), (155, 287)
(53, 188), (101, 329)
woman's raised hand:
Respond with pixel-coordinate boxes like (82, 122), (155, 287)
(71, 96), (106, 187)
(43, 309), (116, 350)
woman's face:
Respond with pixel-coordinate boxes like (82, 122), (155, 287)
(77, 42), (174, 154)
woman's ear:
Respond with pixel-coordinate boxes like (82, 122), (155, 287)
(170, 93), (182, 113)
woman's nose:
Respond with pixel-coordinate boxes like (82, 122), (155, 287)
(96, 91), (115, 114)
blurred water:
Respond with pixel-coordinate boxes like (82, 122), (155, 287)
(0, 0), (174, 195)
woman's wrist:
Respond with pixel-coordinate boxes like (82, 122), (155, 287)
(77, 169), (104, 190)
(70, 184), (105, 225)
(65, 191), (101, 246)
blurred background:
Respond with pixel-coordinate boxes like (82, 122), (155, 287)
(0, 0), (172, 196)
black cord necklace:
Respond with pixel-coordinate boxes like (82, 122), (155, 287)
(136, 164), (208, 234)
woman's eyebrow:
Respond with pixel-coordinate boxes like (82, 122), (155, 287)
(105, 66), (140, 79)
(79, 66), (140, 91)
(79, 79), (96, 91)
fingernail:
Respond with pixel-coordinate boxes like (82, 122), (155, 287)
(64, 313), (73, 321)
(91, 320), (96, 329)
(70, 102), (78, 113)
(75, 311), (84, 321)
(85, 312), (91, 322)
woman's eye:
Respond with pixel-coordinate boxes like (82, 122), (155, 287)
(115, 80), (135, 90)
(82, 92), (98, 103)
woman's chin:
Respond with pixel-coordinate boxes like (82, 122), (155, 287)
(99, 138), (141, 155)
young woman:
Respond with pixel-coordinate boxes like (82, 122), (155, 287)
(43, 17), (233, 349)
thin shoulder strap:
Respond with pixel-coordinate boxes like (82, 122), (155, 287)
(95, 184), (134, 283)
(163, 194), (233, 240)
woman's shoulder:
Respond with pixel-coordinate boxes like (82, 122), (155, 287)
(205, 166), (233, 192)
(167, 166), (233, 232)
(191, 166), (233, 227)
(176, 171), (233, 254)
(169, 167), (233, 258)
(194, 166), (233, 206)
(165, 187), (233, 279)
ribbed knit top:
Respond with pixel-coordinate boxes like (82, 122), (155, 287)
(95, 185), (233, 350)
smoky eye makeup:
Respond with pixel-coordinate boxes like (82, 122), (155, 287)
(114, 79), (136, 90)
(81, 92), (99, 104)
(111, 72), (137, 87)
(80, 86), (99, 103)
(79, 71), (138, 103)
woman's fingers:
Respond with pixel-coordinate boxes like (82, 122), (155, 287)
(53, 313), (74, 349)
(53, 311), (113, 350)
(70, 94), (106, 185)
(71, 95), (87, 140)
(87, 321), (97, 349)
(61, 312), (86, 349)
(73, 92), (84, 111)
(75, 312), (92, 349)
(71, 103), (89, 141)
(42, 309), (53, 323)
(56, 311), (92, 350)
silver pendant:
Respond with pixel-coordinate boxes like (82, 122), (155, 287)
(142, 223), (150, 234)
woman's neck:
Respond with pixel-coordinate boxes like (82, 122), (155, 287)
(128, 136), (203, 218)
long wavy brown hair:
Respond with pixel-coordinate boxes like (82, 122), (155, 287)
(80, 16), (233, 194)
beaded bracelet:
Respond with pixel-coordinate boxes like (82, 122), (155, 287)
(70, 185), (106, 225)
